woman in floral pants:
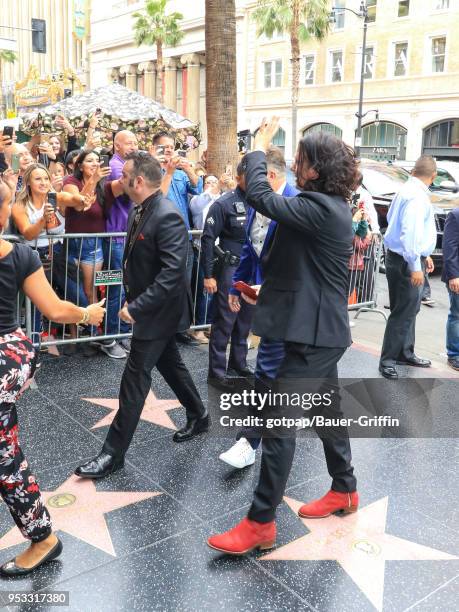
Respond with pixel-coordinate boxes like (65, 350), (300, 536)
(0, 167), (105, 575)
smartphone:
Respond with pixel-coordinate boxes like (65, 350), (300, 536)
(177, 150), (187, 158)
(100, 155), (110, 168)
(156, 145), (165, 156)
(11, 153), (20, 173)
(232, 281), (258, 301)
(2, 125), (14, 139)
(47, 192), (57, 209)
(40, 133), (50, 145)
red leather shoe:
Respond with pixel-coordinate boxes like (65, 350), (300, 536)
(298, 490), (359, 519)
(207, 517), (276, 555)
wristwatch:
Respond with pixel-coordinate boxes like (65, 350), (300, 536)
(77, 308), (90, 325)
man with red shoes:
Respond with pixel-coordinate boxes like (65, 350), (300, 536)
(208, 118), (359, 555)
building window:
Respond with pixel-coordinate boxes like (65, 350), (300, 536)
(424, 119), (459, 148)
(398, 0), (409, 17)
(304, 123), (343, 139)
(272, 127), (286, 152)
(358, 45), (375, 80)
(136, 72), (144, 95)
(431, 37), (446, 73)
(263, 60), (282, 88)
(330, 50), (343, 82)
(394, 42), (408, 76)
(176, 68), (183, 102)
(334, 0), (345, 30)
(304, 55), (315, 85)
(366, 0), (377, 23)
(435, 0), (449, 9)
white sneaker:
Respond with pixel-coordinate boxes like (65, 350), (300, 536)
(219, 438), (257, 469)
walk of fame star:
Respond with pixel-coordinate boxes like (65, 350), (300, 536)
(0, 475), (161, 556)
(261, 496), (457, 611)
(82, 390), (182, 431)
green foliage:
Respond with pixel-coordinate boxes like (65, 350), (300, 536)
(0, 50), (17, 63)
(253, 0), (329, 42)
(132, 0), (184, 47)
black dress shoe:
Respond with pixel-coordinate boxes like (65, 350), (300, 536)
(207, 376), (235, 390)
(227, 366), (254, 377)
(74, 452), (124, 479)
(173, 415), (210, 443)
(396, 356), (431, 368)
(379, 365), (399, 380)
(0, 538), (63, 577)
(176, 332), (200, 346)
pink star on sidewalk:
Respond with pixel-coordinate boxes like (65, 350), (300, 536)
(262, 496), (457, 611)
(82, 390), (182, 431)
(0, 475), (161, 557)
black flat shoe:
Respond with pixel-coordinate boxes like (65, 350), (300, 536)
(396, 356), (431, 368)
(173, 415), (210, 443)
(379, 365), (399, 380)
(176, 332), (200, 346)
(0, 538), (63, 577)
(74, 452), (124, 479)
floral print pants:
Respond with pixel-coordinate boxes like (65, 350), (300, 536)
(0, 329), (52, 543)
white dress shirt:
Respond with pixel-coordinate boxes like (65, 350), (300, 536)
(250, 181), (286, 256)
(384, 176), (436, 272)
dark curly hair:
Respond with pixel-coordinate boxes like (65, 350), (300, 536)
(295, 131), (359, 202)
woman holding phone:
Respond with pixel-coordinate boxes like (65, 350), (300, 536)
(11, 164), (93, 336)
(63, 149), (125, 358)
(0, 191), (105, 575)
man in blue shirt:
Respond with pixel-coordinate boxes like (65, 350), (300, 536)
(380, 156), (437, 379)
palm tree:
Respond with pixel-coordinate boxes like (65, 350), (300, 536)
(132, 0), (184, 104)
(253, 0), (330, 153)
(205, 0), (239, 177)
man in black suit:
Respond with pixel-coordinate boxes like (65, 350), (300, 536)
(208, 119), (359, 555)
(76, 152), (208, 479)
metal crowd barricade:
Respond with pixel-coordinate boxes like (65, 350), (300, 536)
(347, 232), (387, 321)
(5, 230), (211, 350)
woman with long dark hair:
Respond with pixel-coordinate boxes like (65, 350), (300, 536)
(63, 149), (125, 358)
(0, 183), (105, 575)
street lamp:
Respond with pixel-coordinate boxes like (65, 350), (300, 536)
(330, 1), (369, 157)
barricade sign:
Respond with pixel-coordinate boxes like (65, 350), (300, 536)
(95, 270), (123, 286)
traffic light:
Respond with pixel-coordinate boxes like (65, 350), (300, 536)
(31, 18), (46, 53)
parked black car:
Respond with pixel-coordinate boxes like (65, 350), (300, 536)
(360, 159), (459, 270)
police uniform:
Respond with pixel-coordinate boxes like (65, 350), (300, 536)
(201, 187), (254, 379)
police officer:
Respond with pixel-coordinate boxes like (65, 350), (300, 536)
(201, 163), (254, 387)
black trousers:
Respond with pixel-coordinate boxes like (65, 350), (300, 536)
(380, 250), (424, 368)
(248, 342), (356, 523)
(103, 336), (205, 456)
(208, 263), (254, 378)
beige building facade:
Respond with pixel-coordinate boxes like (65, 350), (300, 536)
(0, 0), (89, 119)
(244, 0), (459, 161)
(89, 0), (251, 155)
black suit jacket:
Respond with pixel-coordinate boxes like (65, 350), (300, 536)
(441, 208), (459, 283)
(242, 151), (353, 348)
(124, 191), (192, 340)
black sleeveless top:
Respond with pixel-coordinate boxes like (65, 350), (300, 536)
(0, 243), (41, 335)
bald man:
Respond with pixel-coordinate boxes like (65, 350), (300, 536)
(102, 130), (139, 354)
